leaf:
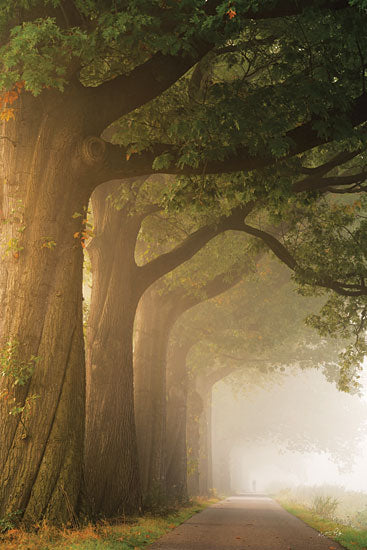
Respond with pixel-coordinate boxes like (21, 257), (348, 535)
(152, 152), (174, 170)
(126, 149), (138, 161)
(227, 8), (236, 19)
(0, 109), (15, 121)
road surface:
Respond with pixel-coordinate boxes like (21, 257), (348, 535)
(150, 495), (345, 549)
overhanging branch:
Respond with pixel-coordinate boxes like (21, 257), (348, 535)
(293, 170), (367, 193)
(137, 203), (256, 293)
(92, 94), (367, 183)
(235, 222), (367, 297)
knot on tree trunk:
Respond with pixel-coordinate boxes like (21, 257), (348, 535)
(82, 136), (107, 165)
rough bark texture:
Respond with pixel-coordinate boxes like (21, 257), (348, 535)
(166, 339), (192, 502)
(85, 181), (143, 516)
(134, 286), (176, 504)
(0, 88), (100, 524)
(85, 179), (237, 515)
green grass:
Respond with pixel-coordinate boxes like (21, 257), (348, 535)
(279, 500), (367, 550)
(0, 498), (217, 550)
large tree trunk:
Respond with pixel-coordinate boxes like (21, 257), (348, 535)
(186, 375), (213, 497)
(213, 442), (232, 496)
(166, 340), (192, 503)
(187, 366), (235, 498)
(134, 285), (176, 506)
(186, 388), (203, 497)
(198, 386), (212, 496)
(0, 90), (96, 524)
(85, 181), (142, 517)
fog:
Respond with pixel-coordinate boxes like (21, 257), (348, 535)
(212, 366), (367, 494)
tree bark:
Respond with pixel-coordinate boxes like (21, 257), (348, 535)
(187, 365), (236, 497)
(133, 285), (176, 505)
(84, 180), (246, 515)
(85, 181), (143, 517)
(0, 89), (98, 524)
(166, 339), (193, 502)
(198, 385), (213, 496)
(186, 388), (203, 497)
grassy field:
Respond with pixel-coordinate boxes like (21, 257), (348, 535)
(279, 499), (367, 550)
(0, 498), (217, 550)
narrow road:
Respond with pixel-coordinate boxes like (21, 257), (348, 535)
(150, 495), (345, 549)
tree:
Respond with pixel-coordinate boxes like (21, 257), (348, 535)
(1, 0), (366, 523)
(84, 178), (252, 515)
(134, 245), (248, 505)
(174, 258), (347, 495)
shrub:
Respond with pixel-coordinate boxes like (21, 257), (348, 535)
(311, 495), (339, 519)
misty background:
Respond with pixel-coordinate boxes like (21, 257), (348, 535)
(212, 367), (367, 494)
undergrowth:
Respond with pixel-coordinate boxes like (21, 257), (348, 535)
(0, 498), (217, 550)
(279, 500), (367, 550)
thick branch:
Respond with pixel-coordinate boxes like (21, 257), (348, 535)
(137, 203), (256, 292)
(326, 185), (367, 193)
(234, 222), (367, 297)
(81, 0), (351, 134)
(95, 94), (367, 182)
(206, 365), (237, 388)
(84, 46), (212, 134)
(294, 170), (367, 193)
(300, 150), (361, 176)
(162, 263), (245, 326)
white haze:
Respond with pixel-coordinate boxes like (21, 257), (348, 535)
(212, 366), (367, 494)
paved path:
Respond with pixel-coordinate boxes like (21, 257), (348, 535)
(150, 495), (345, 549)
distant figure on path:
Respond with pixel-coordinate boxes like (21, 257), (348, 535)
(252, 480), (256, 493)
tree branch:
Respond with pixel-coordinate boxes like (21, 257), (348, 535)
(232, 221), (367, 297)
(299, 150), (361, 176)
(84, 44), (213, 134)
(206, 365), (237, 388)
(293, 170), (367, 193)
(80, 0), (351, 134)
(92, 94), (367, 183)
(137, 203), (256, 293)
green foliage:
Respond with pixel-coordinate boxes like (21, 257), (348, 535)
(0, 339), (38, 386)
(0, 510), (22, 533)
(0, 340), (40, 435)
(279, 498), (367, 550)
(0, 0), (240, 94)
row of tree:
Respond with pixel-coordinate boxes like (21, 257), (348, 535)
(1, 0), (367, 525)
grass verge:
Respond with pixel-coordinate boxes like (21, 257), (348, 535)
(0, 498), (218, 550)
(278, 500), (367, 550)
